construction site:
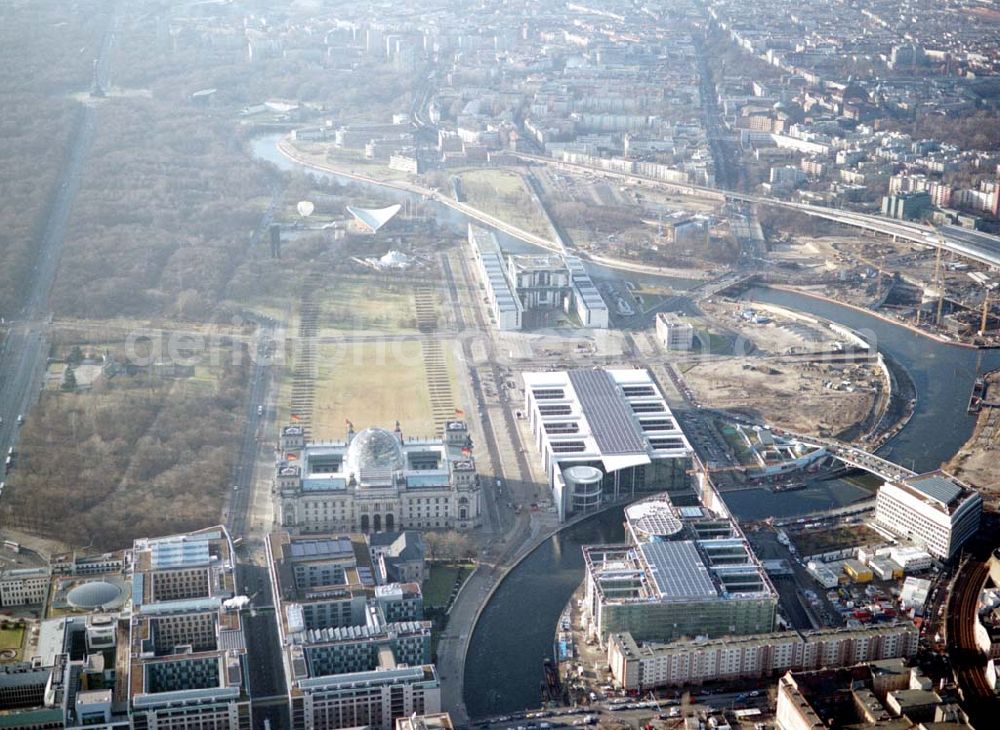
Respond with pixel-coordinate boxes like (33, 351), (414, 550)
(678, 300), (888, 439)
(947, 368), (1000, 494)
(766, 230), (1000, 345)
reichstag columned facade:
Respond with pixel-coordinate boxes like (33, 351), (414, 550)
(275, 421), (481, 534)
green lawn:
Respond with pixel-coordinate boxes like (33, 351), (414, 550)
(718, 423), (755, 465)
(423, 562), (474, 610)
(842, 472), (882, 492)
(317, 275), (418, 333)
(457, 169), (550, 239)
(0, 626), (25, 659)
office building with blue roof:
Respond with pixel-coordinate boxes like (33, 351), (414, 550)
(583, 492), (777, 646)
(265, 532), (438, 730)
(127, 526), (251, 730)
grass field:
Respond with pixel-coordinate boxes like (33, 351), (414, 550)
(718, 423), (755, 465)
(423, 562), (474, 610)
(289, 143), (409, 183)
(842, 472), (882, 492)
(457, 169), (551, 239)
(458, 168), (527, 196)
(700, 332), (733, 355)
(317, 275), (417, 333)
(309, 338), (460, 439)
(0, 626), (24, 658)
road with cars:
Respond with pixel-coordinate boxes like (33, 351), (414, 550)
(0, 10), (117, 494)
(226, 319), (278, 538)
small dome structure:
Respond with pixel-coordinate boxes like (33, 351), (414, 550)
(67, 581), (122, 609)
(378, 250), (410, 268)
(345, 427), (405, 477)
(625, 498), (684, 540)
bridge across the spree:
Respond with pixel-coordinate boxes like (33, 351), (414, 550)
(767, 425), (917, 483)
(703, 408), (917, 483)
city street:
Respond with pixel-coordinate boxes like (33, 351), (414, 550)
(0, 9), (116, 502)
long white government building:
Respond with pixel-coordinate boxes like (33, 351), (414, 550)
(468, 225), (609, 330)
(874, 470), (981, 559)
(522, 368), (693, 521)
(275, 421), (481, 533)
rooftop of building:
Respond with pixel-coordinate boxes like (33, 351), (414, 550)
(656, 311), (694, 327)
(888, 688), (942, 710)
(584, 528), (775, 607)
(127, 527), (245, 707)
(524, 368), (692, 471)
(779, 660), (951, 728)
(396, 712), (454, 730)
(368, 530), (424, 559)
(565, 256), (608, 313)
(625, 498), (684, 540)
(278, 421), (475, 491)
(291, 662), (439, 693)
(267, 532), (377, 609)
(507, 253), (568, 273)
(784, 665), (888, 727)
(0, 566), (51, 579)
(886, 470), (980, 516)
(346, 203), (402, 233)
(0, 664), (51, 688)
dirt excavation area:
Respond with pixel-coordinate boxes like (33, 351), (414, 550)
(682, 358), (880, 437)
(946, 371), (1000, 492)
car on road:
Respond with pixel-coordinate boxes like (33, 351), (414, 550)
(233, 484), (240, 491)
(16, 414), (23, 425)
(257, 405), (264, 416)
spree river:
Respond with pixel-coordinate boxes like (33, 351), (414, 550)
(247, 134), (997, 715)
(250, 133), (544, 254)
(463, 289), (1000, 716)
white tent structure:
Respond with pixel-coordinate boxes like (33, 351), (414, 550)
(378, 250), (410, 268)
(346, 203), (402, 233)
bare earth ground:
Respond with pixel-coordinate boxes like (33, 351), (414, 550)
(0, 529), (75, 560)
(683, 358), (876, 436)
(945, 371), (1000, 492)
(700, 299), (851, 356)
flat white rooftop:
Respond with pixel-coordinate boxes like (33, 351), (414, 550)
(524, 368), (692, 471)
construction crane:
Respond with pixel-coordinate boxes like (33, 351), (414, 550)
(934, 245), (946, 326)
(980, 295), (992, 336)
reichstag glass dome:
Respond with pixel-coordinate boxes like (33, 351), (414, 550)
(345, 427), (405, 476)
